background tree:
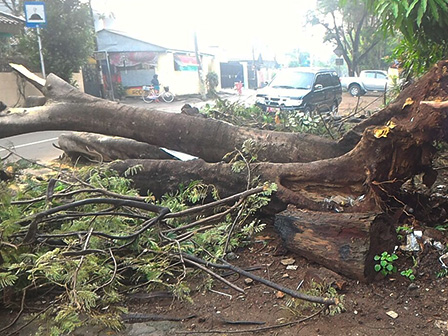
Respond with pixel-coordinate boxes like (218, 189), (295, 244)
(1, 0), (23, 16)
(308, 0), (394, 75)
(369, 0), (448, 76)
(17, 0), (95, 82)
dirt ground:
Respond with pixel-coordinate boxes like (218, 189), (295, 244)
(3, 92), (448, 336)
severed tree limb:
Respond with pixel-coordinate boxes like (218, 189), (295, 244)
(22, 198), (169, 243)
(58, 132), (177, 162)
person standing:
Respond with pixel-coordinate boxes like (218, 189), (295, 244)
(151, 74), (160, 94)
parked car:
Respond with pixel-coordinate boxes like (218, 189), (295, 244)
(340, 70), (388, 97)
(255, 67), (342, 115)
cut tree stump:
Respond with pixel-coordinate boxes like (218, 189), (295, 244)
(274, 207), (397, 281)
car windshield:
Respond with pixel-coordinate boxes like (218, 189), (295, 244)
(270, 71), (314, 90)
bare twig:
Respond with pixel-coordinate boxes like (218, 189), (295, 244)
(0, 289), (26, 334)
(4, 299), (60, 336)
(223, 204), (245, 254)
(183, 257), (245, 294)
(31, 205), (169, 241)
(94, 248), (118, 293)
(72, 227), (94, 307)
(122, 313), (196, 323)
(175, 307), (324, 334)
(182, 253), (336, 306)
(165, 186), (264, 219)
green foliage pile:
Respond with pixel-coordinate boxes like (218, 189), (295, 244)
(201, 98), (343, 138)
(0, 161), (274, 334)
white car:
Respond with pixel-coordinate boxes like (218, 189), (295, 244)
(340, 70), (388, 96)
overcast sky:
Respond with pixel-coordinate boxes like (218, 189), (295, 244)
(91, 0), (332, 62)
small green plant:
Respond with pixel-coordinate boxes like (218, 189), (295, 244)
(205, 71), (219, 98)
(396, 224), (413, 241)
(400, 268), (416, 281)
(436, 268), (448, 278)
(374, 251), (398, 276)
(113, 82), (126, 100)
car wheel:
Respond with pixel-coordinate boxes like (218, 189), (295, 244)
(349, 84), (363, 97)
(330, 102), (338, 116)
(304, 106), (314, 117)
(256, 103), (267, 112)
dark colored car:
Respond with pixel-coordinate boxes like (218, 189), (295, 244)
(255, 68), (342, 114)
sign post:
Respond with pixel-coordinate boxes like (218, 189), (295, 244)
(24, 1), (47, 78)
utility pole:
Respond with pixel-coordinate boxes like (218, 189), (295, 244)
(194, 31), (206, 100)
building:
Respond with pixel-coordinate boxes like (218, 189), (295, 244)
(87, 29), (219, 99)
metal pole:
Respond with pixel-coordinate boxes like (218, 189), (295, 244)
(105, 51), (115, 100)
(36, 26), (46, 78)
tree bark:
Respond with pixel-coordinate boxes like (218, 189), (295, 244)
(58, 132), (177, 162)
(274, 208), (397, 282)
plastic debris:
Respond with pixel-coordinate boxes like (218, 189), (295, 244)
(439, 252), (448, 269)
(401, 233), (420, 252)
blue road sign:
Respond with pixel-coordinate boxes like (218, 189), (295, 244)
(24, 1), (46, 28)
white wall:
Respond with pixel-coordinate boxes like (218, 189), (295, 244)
(0, 71), (84, 107)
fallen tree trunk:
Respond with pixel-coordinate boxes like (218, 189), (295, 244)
(1, 64), (347, 164)
(58, 132), (177, 162)
(274, 208), (397, 281)
(3, 62), (448, 281)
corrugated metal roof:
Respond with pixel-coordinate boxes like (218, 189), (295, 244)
(96, 29), (214, 56)
(0, 11), (25, 35)
(0, 11), (25, 25)
(97, 29), (168, 53)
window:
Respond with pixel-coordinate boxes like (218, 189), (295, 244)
(315, 73), (332, 88)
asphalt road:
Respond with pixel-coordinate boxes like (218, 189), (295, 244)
(0, 131), (65, 163)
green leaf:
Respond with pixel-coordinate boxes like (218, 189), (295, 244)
(415, 0), (428, 26)
(434, 0), (448, 12)
(406, 0), (420, 16)
(387, 264), (394, 271)
(374, 264), (381, 272)
(391, 2), (399, 17)
(381, 260), (387, 267)
(374, 255), (380, 261)
(428, 0), (441, 20)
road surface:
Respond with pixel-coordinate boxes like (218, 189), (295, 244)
(0, 131), (65, 163)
